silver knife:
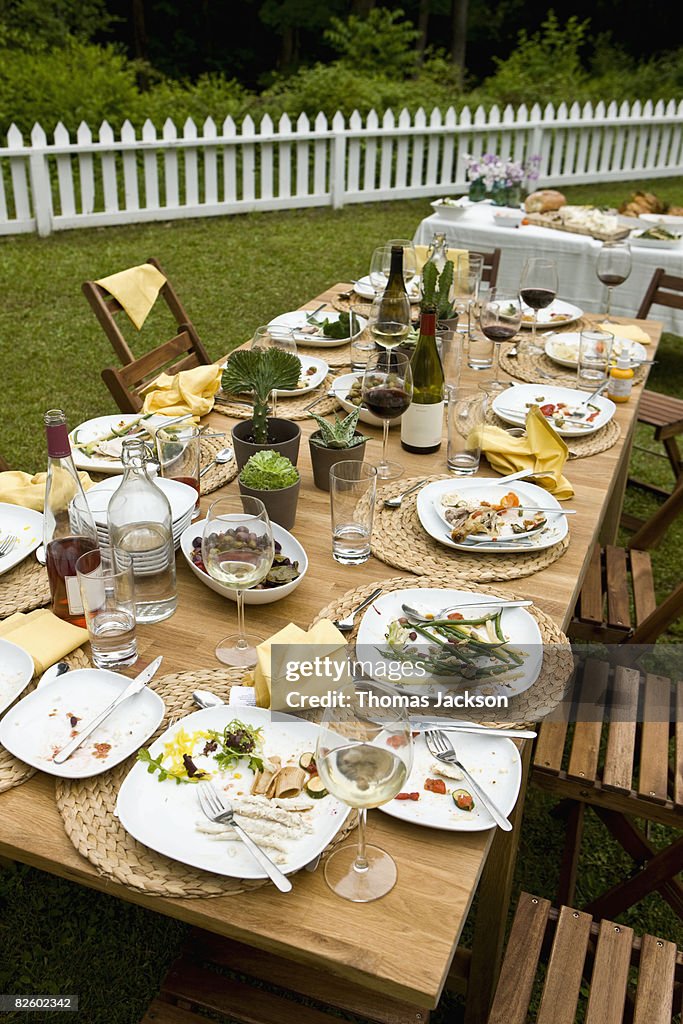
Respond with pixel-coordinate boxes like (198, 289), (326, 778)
(412, 721), (536, 739)
(53, 655), (164, 765)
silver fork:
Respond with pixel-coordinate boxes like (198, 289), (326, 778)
(196, 782), (292, 893)
(424, 729), (513, 831)
(332, 587), (383, 633)
(0, 534), (18, 557)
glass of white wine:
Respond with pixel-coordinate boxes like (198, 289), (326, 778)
(315, 679), (414, 902)
(366, 291), (412, 352)
(201, 496), (274, 668)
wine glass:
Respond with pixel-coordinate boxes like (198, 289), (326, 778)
(366, 291), (412, 352)
(478, 289), (522, 392)
(201, 496), (274, 668)
(519, 257), (558, 354)
(361, 351), (413, 482)
(251, 325), (297, 415)
(596, 240), (632, 322)
(453, 253), (484, 335)
(315, 678), (414, 902)
(386, 239), (418, 295)
(368, 245), (392, 294)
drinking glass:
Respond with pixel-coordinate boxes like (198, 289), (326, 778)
(156, 424), (201, 519)
(386, 239), (418, 293)
(349, 304), (376, 372)
(369, 245), (392, 294)
(76, 549), (137, 668)
(519, 256), (558, 354)
(361, 351), (413, 481)
(251, 325), (297, 415)
(578, 329), (614, 389)
(201, 496), (274, 668)
(437, 328), (463, 389)
(315, 679), (414, 901)
(596, 240), (632, 322)
(366, 290), (412, 352)
(447, 385), (488, 475)
(453, 253), (484, 335)
(478, 290), (522, 391)
(329, 461), (377, 565)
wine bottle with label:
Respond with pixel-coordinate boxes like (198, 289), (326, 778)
(43, 409), (98, 627)
(400, 305), (445, 454)
(371, 245), (411, 351)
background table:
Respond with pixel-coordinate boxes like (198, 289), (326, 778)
(413, 203), (683, 334)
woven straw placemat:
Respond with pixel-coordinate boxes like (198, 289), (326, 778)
(296, 343), (352, 370)
(310, 575), (574, 724)
(215, 375), (341, 421)
(55, 667), (357, 898)
(0, 558), (50, 619)
(332, 295), (421, 317)
(499, 336), (647, 387)
(371, 476), (569, 581)
(199, 432), (238, 494)
(0, 646), (90, 794)
(483, 408), (621, 460)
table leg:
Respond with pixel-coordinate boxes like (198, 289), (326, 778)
(600, 417), (637, 545)
(462, 740), (532, 1024)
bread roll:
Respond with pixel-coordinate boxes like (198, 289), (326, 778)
(524, 189), (566, 213)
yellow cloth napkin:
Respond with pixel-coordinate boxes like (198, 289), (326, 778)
(414, 245), (469, 275)
(481, 407), (574, 500)
(96, 263), (166, 330)
(598, 322), (651, 346)
(252, 619), (348, 709)
(0, 609), (88, 676)
(141, 365), (223, 420)
(0, 470), (93, 513)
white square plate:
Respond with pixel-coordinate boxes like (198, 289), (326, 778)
(0, 503), (43, 577)
(0, 639), (34, 717)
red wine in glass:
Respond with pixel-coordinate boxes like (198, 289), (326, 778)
(363, 385), (411, 419)
(481, 324), (518, 342)
(520, 287), (556, 310)
(597, 272), (628, 287)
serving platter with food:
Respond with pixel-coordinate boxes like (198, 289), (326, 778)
(522, 191), (630, 240)
(629, 226), (683, 249)
(69, 413), (174, 474)
(491, 383), (616, 437)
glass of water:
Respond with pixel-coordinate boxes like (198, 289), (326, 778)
(330, 461), (378, 565)
(76, 549), (137, 668)
(578, 329), (614, 389)
(447, 385), (488, 475)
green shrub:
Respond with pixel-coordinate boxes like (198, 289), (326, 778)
(324, 7), (420, 77)
(138, 73), (255, 129)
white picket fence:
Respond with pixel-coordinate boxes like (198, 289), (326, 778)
(1, 99), (682, 236)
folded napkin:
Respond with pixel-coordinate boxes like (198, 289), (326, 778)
(141, 364), (223, 420)
(598, 322), (651, 345)
(414, 245), (468, 275)
(252, 619), (348, 708)
(96, 263), (166, 330)
(0, 609), (88, 676)
(0, 470), (94, 513)
(481, 407), (574, 500)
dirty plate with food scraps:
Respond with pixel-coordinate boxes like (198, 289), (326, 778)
(69, 413), (170, 475)
(0, 503), (43, 577)
(0, 639), (35, 717)
(416, 478), (568, 554)
(379, 730), (522, 831)
(267, 311), (367, 347)
(115, 706), (351, 879)
(518, 299), (583, 329)
(544, 332), (647, 369)
(353, 275), (422, 302)
(275, 356), (328, 397)
(0, 668), (165, 778)
(492, 384), (616, 438)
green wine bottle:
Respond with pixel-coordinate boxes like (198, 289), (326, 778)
(400, 304), (445, 454)
(372, 246), (411, 351)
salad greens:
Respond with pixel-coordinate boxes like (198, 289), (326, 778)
(239, 450), (300, 490)
(137, 718), (265, 784)
(320, 311), (358, 339)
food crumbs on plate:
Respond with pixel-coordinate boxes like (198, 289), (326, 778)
(70, 729), (78, 737)
(233, 772), (242, 779)
(69, 715), (80, 728)
(92, 743), (112, 760)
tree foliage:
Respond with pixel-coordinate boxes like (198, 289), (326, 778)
(0, 0), (115, 49)
(325, 7), (420, 76)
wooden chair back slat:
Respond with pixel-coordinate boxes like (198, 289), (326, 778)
(578, 544), (604, 624)
(636, 267), (683, 319)
(567, 660), (608, 783)
(629, 581), (683, 645)
(536, 905), (592, 1024)
(584, 919), (634, 1024)
(628, 483), (683, 552)
(605, 545), (632, 630)
(602, 666), (639, 793)
(638, 674), (671, 804)
(487, 892), (550, 1024)
(472, 248), (501, 288)
(675, 682), (683, 809)
(632, 933), (678, 1024)
(533, 720), (568, 773)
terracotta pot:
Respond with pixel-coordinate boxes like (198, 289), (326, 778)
(231, 418), (301, 471)
(238, 478), (300, 530)
(308, 433), (367, 491)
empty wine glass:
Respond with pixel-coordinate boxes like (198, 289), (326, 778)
(361, 350), (413, 481)
(519, 257), (558, 354)
(453, 253), (484, 335)
(478, 289), (522, 392)
(201, 496), (274, 668)
(596, 240), (632, 322)
(369, 245), (392, 294)
(251, 325), (297, 415)
(386, 239), (418, 295)
(315, 678), (414, 902)
(366, 290), (412, 352)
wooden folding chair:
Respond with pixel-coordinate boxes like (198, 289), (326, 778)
(532, 661), (683, 922)
(83, 257), (209, 365)
(473, 248), (501, 288)
(101, 323), (212, 413)
(487, 891), (682, 1023)
(628, 267), (683, 498)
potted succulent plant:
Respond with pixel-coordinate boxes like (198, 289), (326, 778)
(307, 407), (370, 491)
(238, 450), (301, 529)
(222, 349), (302, 470)
(421, 259), (458, 329)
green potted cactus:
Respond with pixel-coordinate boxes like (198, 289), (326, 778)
(238, 451), (301, 529)
(222, 349), (302, 470)
(421, 259), (457, 326)
(307, 407), (370, 491)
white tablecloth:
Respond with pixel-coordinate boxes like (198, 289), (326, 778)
(413, 204), (683, 334)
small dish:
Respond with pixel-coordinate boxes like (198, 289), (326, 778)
(493, 208), (525, 228)
(430, 198), (469, 219)
(267, 311), (366, 348)
(332, 373), (400, 429)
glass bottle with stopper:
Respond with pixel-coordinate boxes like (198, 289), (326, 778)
(107, 438), (177, 624)
(43, 409), (98, 627)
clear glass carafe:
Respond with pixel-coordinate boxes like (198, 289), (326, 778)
(424, 232), (449, 274)
(107, 438), (177, 624)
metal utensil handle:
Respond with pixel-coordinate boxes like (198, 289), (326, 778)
(231, 820), (292, 892)
(398, 479), (426, 501)
(455, 761), (512, 831)
(348, 587), (383, 623)
(53, 689), (131, 764)
(417, 723), (536, 739)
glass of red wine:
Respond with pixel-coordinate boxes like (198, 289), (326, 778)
(596, 240), (632, 322)
(361, 351), (413, 481)
(478, 290), (522, 392)
(519, 256), (558, 355)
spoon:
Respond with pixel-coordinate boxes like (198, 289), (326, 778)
(38, 661), (70, 687)
(332, 587), (384, 633)
(383, 479), (428, 509)
(199, 446), (234, 478)
(35, 544), (46, 565)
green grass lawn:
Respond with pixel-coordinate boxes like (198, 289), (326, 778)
(1, 181), (682, 1023)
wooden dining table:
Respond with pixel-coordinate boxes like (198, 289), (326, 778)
(0, 285), (664, 1024)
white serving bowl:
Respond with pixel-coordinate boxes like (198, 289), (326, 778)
(179, 519), (308, 605)
(493, 208), (525, 228)
(430, 198), (469, 219)
(333, 372), (400, 429)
